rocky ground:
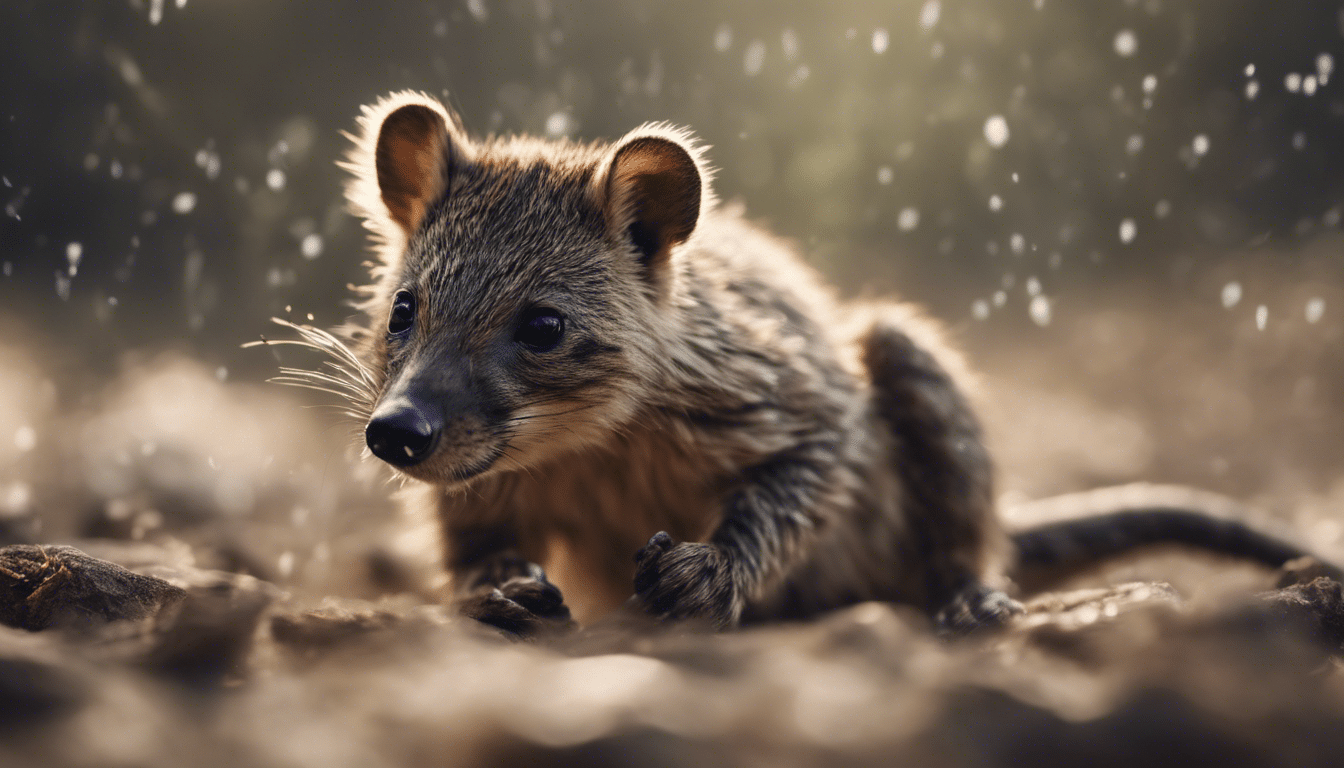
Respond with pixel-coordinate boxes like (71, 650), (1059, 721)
(4, 537), (1344, 768)
(4, 249), (1344, 767)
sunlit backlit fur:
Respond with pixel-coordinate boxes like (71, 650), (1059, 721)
(313, 91), (1017, 631)
(281, 91), (1342, 635)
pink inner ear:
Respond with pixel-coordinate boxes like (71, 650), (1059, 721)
(375, 104), (452, 236)
(607, 137), (701, 264)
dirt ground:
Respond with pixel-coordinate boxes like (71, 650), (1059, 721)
(4, 242), (1344, 767)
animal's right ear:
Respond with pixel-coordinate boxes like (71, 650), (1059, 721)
(344, 92), (472, 243)
(374, 104), (455, 236)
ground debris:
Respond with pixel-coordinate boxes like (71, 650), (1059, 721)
(0, 544), (185, 632)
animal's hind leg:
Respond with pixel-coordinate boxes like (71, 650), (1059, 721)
(858, 308), (1023, 633)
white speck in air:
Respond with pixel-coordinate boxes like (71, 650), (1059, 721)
(983, 115), (1010, 148)
(195, 148), (221, 179)
(1191, 134), (1210, 156)
(897, 207), (920, 231)
(871, 29), (889, 54)
(1143, 74), (1157, 93)
(545, 112), (570, 136)
(714, 25), (732, 52)
(266, 169), (286, 191)
(1245, 80), (1259, 99)
(1010, 233), (1025, 254)
(1305, 298), (1326, 324)
(1113, 30), (1137, 57)
(971, 299), (990, 320)
(55, 272), (71, 301)
(1119, 218), (1137, 243)
(1286, 73), (1302, 92)
(989, 195), (1003, 212)
(300, 234), (323, 259)
(744, 40), (766, 75)
(877, 166), (893, 185)
(1245, 64), (1256, 77)
(919, 1), (941, 31)
(465, 0), (488, 23)
(1155, 199), (1171, 218)
(1256, 305), (1268, 330)
(172, 192), (196, 214)
(1221, 282), (1242, 309)
(1029, 295), (1052, 326)
(1126, 134), (1144, 155)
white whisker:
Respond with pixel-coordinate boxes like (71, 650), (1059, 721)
(244, 317), (380, 422)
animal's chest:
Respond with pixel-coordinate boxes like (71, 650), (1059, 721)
(515, 431), (725, 545)
(506, 426), (730, 622)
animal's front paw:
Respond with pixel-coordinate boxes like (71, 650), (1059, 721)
(934, 582), (1025, 637)
(458, 566), (574, 640)
(633, 532), (741, 629)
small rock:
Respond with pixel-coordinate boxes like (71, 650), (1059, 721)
(1255, 576), (1344, 651)
(141, 567), (279, 682)
(0, 545), (186, 632)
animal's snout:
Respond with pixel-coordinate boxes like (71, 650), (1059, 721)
(365, 396), (442, 467)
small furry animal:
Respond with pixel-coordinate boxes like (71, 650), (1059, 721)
(283, 91), (1340, 635)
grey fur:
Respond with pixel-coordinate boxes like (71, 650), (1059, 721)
(314, 92), (1334, 635)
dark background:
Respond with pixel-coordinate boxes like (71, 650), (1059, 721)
(2, 0), (1344, 506)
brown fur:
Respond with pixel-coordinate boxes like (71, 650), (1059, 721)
(332, 92), (1008, 632)
(258, 91), (1343, 637)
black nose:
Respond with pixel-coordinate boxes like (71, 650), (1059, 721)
(365, 397), (441, 467)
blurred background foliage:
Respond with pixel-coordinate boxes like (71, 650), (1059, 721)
(2, 0), (1344, 507)
(6, 10), (1344, 763)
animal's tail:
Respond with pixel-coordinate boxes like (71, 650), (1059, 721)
(1004, 483), (1343, 594)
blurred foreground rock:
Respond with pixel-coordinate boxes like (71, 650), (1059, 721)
(0, 544), (185, 631)
(5, 541), (1344, 767)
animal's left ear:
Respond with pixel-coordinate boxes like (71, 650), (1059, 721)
(600, 129), (703, 274)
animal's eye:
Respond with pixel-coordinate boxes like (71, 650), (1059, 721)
(515, 308), (565, 352)
(388, 290), (416, 336)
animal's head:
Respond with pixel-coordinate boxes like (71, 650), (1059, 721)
(342, 91), (712, 486)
